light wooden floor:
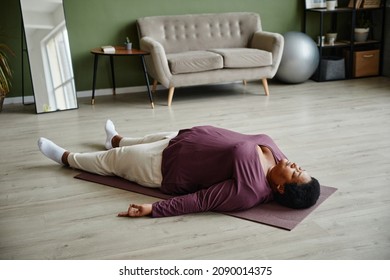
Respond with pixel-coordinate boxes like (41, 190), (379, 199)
(1, 77), (389, 260)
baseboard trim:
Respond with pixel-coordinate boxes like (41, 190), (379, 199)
(4, 95), (35, 105)
(76, 85), (155, 98)
(4, 85), (163, 105)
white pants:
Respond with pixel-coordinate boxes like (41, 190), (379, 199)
(67, 132), (178, 187)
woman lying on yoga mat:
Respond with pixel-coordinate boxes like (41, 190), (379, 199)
(38, 120), (320, 218)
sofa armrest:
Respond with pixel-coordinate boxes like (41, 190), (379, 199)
(250, 31), (284, 76)
(140, 37), (172, 87)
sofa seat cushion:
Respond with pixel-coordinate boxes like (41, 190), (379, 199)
(167, 51), (223, 74)
(210, 48), (272, 68)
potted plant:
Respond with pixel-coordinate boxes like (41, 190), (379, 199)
(0, 42), (13, 112)
(355, 12), (372, 42)
(124, 37), (132, 50)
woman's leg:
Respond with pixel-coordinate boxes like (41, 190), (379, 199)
(105, 119), (177, 149)
(67, 139), (171, 187)
(118, 132), (178, 147)
(38, 135), (173, 187)
(38, 138), (67, 165)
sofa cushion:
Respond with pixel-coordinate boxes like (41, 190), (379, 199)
(167, 51), (223, 74)
(210, 48), (272, 68)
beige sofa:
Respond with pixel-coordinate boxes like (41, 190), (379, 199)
(137, 12), (284, 106)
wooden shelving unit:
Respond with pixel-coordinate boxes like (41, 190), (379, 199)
(303, 0), (386, 81)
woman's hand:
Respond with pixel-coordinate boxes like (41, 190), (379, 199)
(118, 203), (152, 218)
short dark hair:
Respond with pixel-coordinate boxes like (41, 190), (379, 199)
(273, 177), (321, 209)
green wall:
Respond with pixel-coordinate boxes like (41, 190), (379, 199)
(1, 0), (33, 98)
(2, 0), (303, 98)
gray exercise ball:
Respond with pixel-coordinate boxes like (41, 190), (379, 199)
(276, 31), (319, 84)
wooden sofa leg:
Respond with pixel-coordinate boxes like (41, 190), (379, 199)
(167, 87), (175, 106)
(243, 80), (247, 85)
(262, 78), (270, 96)
(152, 80), (158, 93)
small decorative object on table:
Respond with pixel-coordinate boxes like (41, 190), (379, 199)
(125, 37), (132, 50)
(305, 0), (326, 9)
(101, 45), (115, 53)
(326, 0), (337, 10)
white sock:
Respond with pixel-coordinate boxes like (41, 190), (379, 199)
(38, 137), (66, 165)
(105, 119), (118, 149)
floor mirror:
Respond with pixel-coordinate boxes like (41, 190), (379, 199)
(20, 0), (78, 113)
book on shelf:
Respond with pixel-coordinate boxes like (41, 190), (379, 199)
(349, 0), (381, 8)
(348, 0), (363, 8)
(362, 0), (381, 8)
(101, 46), (115, 53)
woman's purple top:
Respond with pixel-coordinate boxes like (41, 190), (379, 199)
(152, 126), (286, 217)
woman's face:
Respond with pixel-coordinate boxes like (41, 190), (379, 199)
(268, 159), (311, 192)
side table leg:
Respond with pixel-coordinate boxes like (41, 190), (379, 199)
(91, 54), (99, 105)
(140, 55), (154, 109)
(110, 56), (116, 95)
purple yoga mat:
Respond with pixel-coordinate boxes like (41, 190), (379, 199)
(75, 172), (337, 230)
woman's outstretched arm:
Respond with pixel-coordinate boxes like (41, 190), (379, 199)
(118, 204), (152, 217)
